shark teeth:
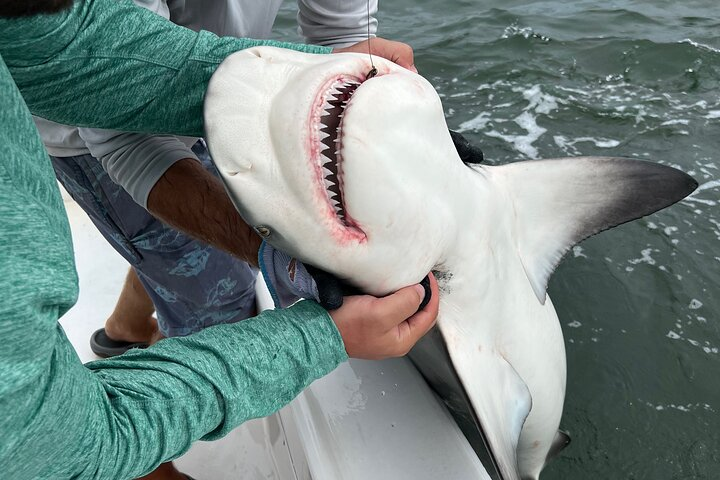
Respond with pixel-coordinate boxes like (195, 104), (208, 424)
(317, 79), (361, 224)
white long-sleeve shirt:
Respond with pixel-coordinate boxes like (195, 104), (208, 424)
(36, 0), (377, 208)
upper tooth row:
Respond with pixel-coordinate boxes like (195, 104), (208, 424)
(325, 81), (359, 98)
(324, 177), (337, 191)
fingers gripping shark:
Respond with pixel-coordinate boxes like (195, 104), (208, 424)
(203, 47), (697, 479)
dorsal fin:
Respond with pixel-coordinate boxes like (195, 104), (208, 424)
(492, 157), (697, 303)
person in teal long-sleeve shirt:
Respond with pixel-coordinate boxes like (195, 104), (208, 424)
(0, 1), (438, 479)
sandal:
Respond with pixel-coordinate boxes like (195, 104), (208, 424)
(89, 328), (149, 358)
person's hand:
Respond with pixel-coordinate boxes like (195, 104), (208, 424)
(333, 37), (417, 73)
(330, 273), (439, 359)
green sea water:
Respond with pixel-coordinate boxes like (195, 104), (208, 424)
(274, 2), (719, 478)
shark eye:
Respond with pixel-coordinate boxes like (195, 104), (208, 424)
(254, 225), (272, 238)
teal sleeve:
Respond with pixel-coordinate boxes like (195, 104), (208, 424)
(3, 304), (346, 480)
(0, 0), (332, 137)
(0, 48), (346, 478)
(82, 301), (346, 478)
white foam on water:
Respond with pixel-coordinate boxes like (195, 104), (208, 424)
(572, 246), (587, 258)
(499, 89), (557, 157)
(461, 84), (561, 158)
(629, 248), (657, 265)
(696, 179), (720, 192)
(555, 85), (588, 96)
(513, 111), (546, 156)
(552, 79), (717, 138)
(666, 328), (718, 355)
(553, 135), (578, 155)
(683, 196), (717, 206)
(516, 84), (560, 114)
(661, 119), (690, 126)
(689, 299), (703, 310)
(679, 38), (720, 54)
(555, 136), (620, 152)
(645, 400), (715, 413)
(475, 80), (512, 92)
(457, 112), (491, 132)
(484, 125), (543, 158)
(686, 100), (709, 110)
(501, 24), (550, 42)
(683, 180), (720, 207)
(592, 138), (621, 148)
(567, 320), (582, 328)
(633, 104), (648, 124)
(699, 167), (715, 178)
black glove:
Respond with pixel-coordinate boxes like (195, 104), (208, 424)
(449, 130), (484, 164)
(306, 264), (432, 312)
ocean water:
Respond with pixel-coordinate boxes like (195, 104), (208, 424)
(273, 2), (719, 478)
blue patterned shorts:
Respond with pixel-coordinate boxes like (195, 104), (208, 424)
(51, 143), (257, 337)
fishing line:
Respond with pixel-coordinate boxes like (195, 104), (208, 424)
(366, 0), (377, 79)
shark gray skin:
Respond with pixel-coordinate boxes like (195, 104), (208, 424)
(203, 47), (697, 480)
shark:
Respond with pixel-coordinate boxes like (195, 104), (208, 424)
(202, 47), (697, 480)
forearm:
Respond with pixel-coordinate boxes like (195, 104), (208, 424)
(146, 158), (262, 265)
(79, 131), (256, 256)
(2, 302), (346, 479)
(0, 0), (331, 137)
(86, 301), (345, 478)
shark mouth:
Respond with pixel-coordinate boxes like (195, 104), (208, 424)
(314, 76), (364, 234)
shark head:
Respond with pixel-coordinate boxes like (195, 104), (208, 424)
(205, 46), (698, 480)
(204, 47), (466, 295)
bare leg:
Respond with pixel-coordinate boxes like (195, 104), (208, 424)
(136, 461), (189, 480)
(104, 267), (163, 345)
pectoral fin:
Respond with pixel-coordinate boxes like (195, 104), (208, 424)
(409, 327), (532, 480)
(456, 350), (532, 480)
(489, 157), (697, 303)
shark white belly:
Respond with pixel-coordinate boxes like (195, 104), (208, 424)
(203, 46), (697, 479)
